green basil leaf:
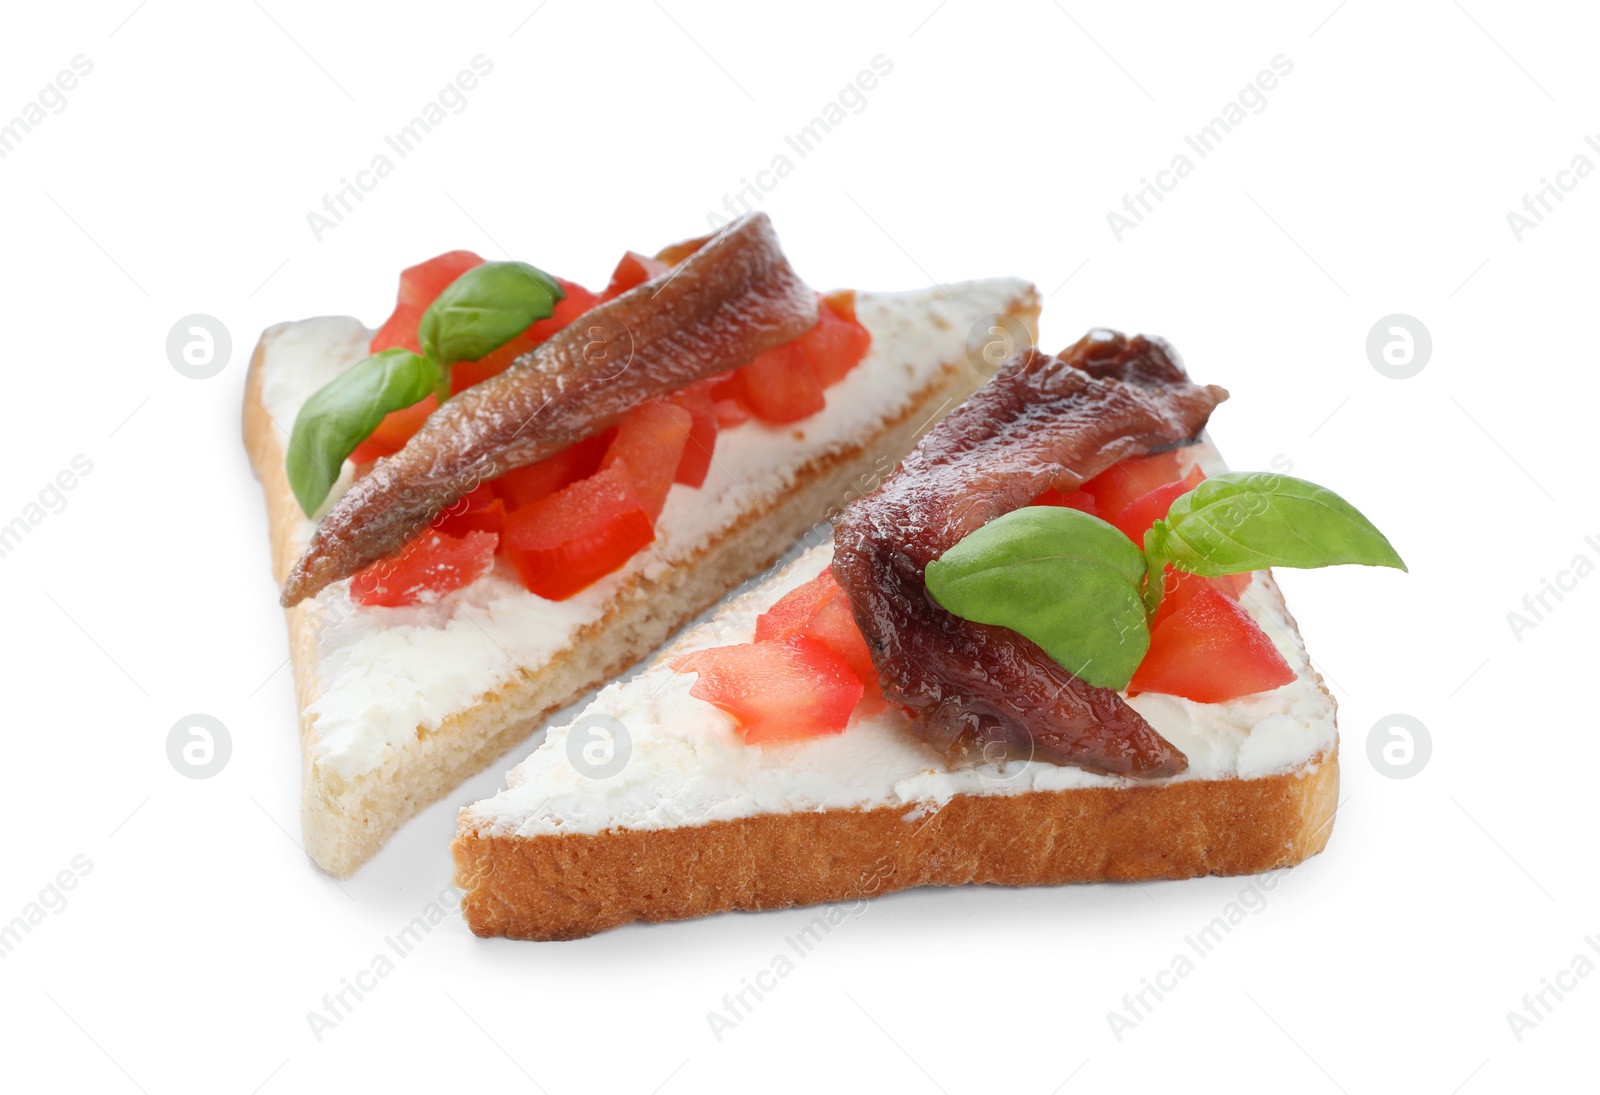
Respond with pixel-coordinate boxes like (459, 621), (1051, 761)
(286, 348), (438, 516)
(926, 506), (1151, 691)
(418, 261), (565, 370)
(1145, 471), (1407, 577)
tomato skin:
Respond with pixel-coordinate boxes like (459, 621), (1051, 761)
(796, 298), (872, 386)
(490, 431), (613, 510)
(349, 529), (497, 607)
(371, 302), (426, 354)
(501, 463), (655, 601)
(451, 278), (599, 395)
(1031, 487), (1099, 515)
(397, 250), (484, 307)
(1149, 566), (1251, 628)
(1079, 451), (1193, 523)
(737, 344), (825, 424)
(1111, 479), (1194, 546)
(600, 251), (670, 301)
(1129, 586), (1294, 703)
(433, 484), (505, 537)
(671, 637), (863, 743)
(348, 394), (438, 465)
(601, 400), (694, 521)
(755, 572), (842, 642)
(754, 570), (884, 713)
(671, 383), (720, 488)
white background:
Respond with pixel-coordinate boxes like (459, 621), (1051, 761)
(0, 1), (1594, 1091)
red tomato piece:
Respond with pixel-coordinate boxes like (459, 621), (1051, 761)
(1129, 587), (1295, 703)
(755, 570), (885, 712)
(600, 251), (671, 301)
(671, 383), (720, 488)
(821, 288), (859, 325)
(1111, 479), (1194, 546)
(737, 343), (825, 424)
(490, 431), (613, 510)
(795, 298), (872, 387)
(672, 637), (863, 743)
(1079, 451), (1194, 523)
(601, 400), (694, 521)
(450, 278), (599, 394)
(714, 398), (750, 428)
(755, 571), (842, 642)
(501, 463), (655, 601)
(348, 394), (438, 465)
(397, 250), (485, 307)
(1032, 487), (1099, 515)
(433, 484), (505, 537)
(349, 529), (497, 607)
(1149, 566), (1250, 628)
(370, 302), (425, 355)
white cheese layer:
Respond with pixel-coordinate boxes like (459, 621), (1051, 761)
(463, 445), (1338, 839)
(257, 280), (1036, 781)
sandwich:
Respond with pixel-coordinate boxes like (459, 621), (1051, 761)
(454, 329), (1404, 939)
(244, 213), (1040, 876)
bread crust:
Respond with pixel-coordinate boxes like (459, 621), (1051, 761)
(453, 750), (1338, 940)
(243, 288), (1042, 877)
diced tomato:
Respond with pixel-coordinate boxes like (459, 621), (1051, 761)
(372, 251), (486, 355)
(1149, 566), (1250, 628)
(501, 463), (655, 600)
(714, 398), (750, 428)
(737, 344), (825, 424)
(755, 571), (842, 643)
(1080, 451), (1196, 523)
(1129, 587), (1294, 703)
(671, 383), (720, 488)
(1032, 487), (1099, 515)
(397, 250), (485, 308)
(797, 595), (885, 713)
(601, 400), (694, 520)
(348, 394), (438, 465)
(450, 278), (599, 395)
(433, 484), (506, 537)
(349, 529), (497, 607)
(821, 288), (859, 325)
(490, 431), (613, 510)
(1111, 479), (1194, 546)
(755, 570), (884, 712)
(370, 302), (425, 355)
(794, 298), (872, 386)
(600, 251), (670, 301)
(671, 637), (863, 743)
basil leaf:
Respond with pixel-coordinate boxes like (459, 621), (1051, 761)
(926, 506), (1151, 691)
(1145, 472), (1406, 577)
(286, 348), (438, 516)
(418, 261), (565, 371)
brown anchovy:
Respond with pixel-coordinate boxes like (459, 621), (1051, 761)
(831, 331), (1228, 778)
(282, 213), (817, 607)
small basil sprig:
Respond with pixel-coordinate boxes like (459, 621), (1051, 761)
(418, 261), (565, 396)
(286, 348), (436, 515)
(926, 507), (1150, 690)
(926, 469), (1405, 691)
(286, 261), (564, 515)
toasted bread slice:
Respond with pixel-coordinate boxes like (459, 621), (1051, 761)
(453, 441), (1338, 940)
(245, 279), (1040, 877)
